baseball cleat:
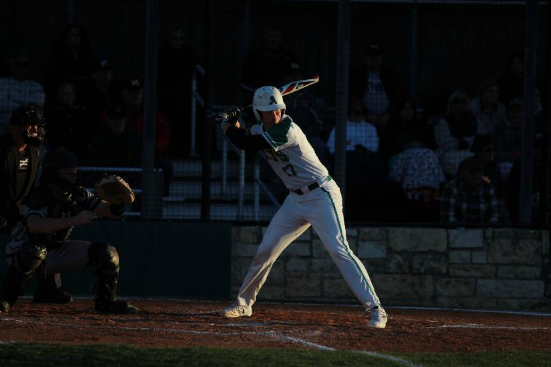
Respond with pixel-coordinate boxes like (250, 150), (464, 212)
(0, 300), (10, 313)
(33, 288), (73, 304)
(219, 304), (252, 318)
(368, 306), (388, 329)
(95, 299), (138, 315)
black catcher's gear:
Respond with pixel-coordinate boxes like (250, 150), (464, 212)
(41, 150), (79, 191)
(88, 242), (120, 304)
(0, 240), (47, 307)
(10, 105), (46, 146)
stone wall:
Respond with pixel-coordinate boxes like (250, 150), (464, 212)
(230, 227), (551, 311)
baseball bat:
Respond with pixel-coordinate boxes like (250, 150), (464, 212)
(239, 74), (320, 112)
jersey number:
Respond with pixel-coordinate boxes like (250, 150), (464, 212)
(282, 164), (297, 177)
(263, 149), (289, 162)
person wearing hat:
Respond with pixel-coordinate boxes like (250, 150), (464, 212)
(441, 156), (499, 224)
(87, 103), (142, 168)
(349, 42), (403, 132)
(80, 58), (116, 124)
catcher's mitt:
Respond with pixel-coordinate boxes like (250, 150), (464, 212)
(94, 175), (135, 205)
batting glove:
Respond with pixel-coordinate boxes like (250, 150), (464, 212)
(215, 106), (241, 127)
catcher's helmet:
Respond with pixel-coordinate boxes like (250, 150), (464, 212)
(10, 105), (46, 145)
(252, 86), (286, 121)
(41, 150), (79, 190)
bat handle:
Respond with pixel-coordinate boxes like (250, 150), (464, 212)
(238, 104), (252, 112)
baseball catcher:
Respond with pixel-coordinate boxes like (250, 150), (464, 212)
(0, 150), (138, 315)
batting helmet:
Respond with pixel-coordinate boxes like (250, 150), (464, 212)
(252, 86), (286, 121)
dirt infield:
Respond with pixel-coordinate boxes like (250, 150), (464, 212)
(0, 298), (550, 353)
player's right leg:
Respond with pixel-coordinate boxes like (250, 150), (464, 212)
(220, 196), (310, 318)
(46, 240), (137, 314)
(0, 239), (47, 312)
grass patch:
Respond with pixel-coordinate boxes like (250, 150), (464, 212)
(0, 343), (550, 367)
(396, 351), (551, 367)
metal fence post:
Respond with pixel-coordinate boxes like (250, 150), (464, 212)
(142, 0), (161, 220)
(335, 0), (351, 199)
(519, 0), (539, 224)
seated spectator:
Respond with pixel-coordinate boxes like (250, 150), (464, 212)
(45, 81), (95, 161)
(441, 157), (499, 224)
(380, 99), (427, 161)
(44, 24), (96, 102)
(349, 42), (403, 133)
(470, 134), (506, 221)
(80, 58), (116, 124)
(389, 142), (446, 200)
(0, 51), (45, 134)
(87, 104), (142, 167)
(327, 99), (394, 222)
(388, 140), (446, 222)
(327, 98), (379, 155)
(158, 26), (199, 158)
(496, 98), (523, 165)
(496, 52), (523, 106)
(283, 62), (328, 163)
(471, 134), (504, 197)
(240, 27), (298, 95)
(433, 90), (481, 178)
(470, 80), (507, 135)
(100, 78), (172, 196)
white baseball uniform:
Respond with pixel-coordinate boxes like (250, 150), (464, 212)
(234, 115), (382, 309)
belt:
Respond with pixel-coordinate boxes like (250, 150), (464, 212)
(292, 175), (332, 195)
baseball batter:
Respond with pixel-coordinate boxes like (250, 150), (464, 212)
(216, 86), (387, 328)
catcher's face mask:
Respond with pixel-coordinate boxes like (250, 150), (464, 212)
(55, 166), (78, 192)
(10, 105), (46, 146)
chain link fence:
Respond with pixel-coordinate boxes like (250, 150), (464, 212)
(1, 0), (548, 226)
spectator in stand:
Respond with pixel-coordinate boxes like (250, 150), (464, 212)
(380, 99), (427, 161)
(471, 134), (503, 197)
(158, 26), (199, 158)
(45, 82), (95, 162)
(441, 157), (499, 224)
(349, 42), (402, 133)
(100, 78), (172, 196)
(389, 141), (446, 222)
(0, 51), (45, 134)
(496, 52), (523, 106)
(327, 99), (391, 221)
(470, 80), (507, 135)
(496, 98), (524, 166)
(44, 25), (97, 103)
(240, 27), (298, 103)
(434, 90), (481, 178)
(470, 134), (506, 221)
(327, 98), (379, 155)
(80, 59), (115, 124)
(283, 62), (328, 163)
(87, 104), (142, 168)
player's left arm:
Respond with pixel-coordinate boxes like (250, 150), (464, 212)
(223, 124), (271, 150)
